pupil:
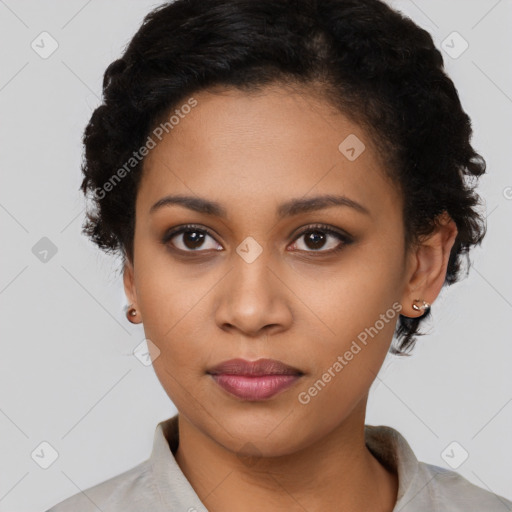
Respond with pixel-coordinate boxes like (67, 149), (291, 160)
(184, 230), (205, 249)
(305, 230), (325, 250)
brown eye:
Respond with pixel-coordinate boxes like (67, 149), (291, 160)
(302, 230), (328, 250)
(178, 229), (207, 250)
(289, 224), (352, 254)
(162, 225), (222, 252)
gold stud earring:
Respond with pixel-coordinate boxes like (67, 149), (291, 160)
(412, 299), (430, 312)
(126, 306), (138, 323)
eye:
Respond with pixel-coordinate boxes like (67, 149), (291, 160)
(162, 223), (352, 255)
(162, 224), (222, 252)
(288, 224), (352, 254)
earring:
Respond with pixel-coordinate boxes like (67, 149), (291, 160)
(126, 306), (138, 323)
(412, 299), (430, 312)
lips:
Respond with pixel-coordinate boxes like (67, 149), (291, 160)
(207, 358), (304, 401)
(207, 358), (303, 377)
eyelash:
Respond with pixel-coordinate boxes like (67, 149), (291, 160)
(161, 223), (353, 256)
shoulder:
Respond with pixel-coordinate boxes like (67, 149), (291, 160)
(45, 459), (162, 512)
(365, 424), (511, 511)
(415, 460), (512, 511)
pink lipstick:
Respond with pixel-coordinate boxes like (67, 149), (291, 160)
(207, 358), (303, 401)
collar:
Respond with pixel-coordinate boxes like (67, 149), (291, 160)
(149, 414), (428, 511)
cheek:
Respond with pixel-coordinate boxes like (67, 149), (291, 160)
(133, 239), (199, 336)
(326, 234), (403, 331)
(294, 289), (399, 421)
(133, 250), (214, 374)
(137, 277), (207, 357)
(290, 241), (402, 391)
(294, 246), (401, 343)
(140, 283), (211, 409)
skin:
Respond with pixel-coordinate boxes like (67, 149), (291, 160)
(123, 83), (458, 512)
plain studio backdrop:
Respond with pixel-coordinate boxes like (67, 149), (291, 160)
(1, 1), (511, 510)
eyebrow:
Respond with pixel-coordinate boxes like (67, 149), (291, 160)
(149, 193), (370, 218)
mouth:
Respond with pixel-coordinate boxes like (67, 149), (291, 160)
(206, 358), (304, 377)
(207, 358), (304, 401)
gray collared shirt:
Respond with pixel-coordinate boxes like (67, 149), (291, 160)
(46, 414), (512, 511)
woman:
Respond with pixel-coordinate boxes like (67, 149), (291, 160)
(47, 0), (511, 510)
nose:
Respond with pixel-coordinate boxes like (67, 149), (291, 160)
(214, 251), (293, 337)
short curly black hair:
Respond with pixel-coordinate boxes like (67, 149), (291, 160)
(80, 0), (487, 356)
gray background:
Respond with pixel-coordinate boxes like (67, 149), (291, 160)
(0, 0), (511, 510)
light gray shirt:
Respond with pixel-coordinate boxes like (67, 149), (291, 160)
(46, 414), (512, 511)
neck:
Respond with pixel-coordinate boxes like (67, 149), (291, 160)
(173, 400), (398, 512)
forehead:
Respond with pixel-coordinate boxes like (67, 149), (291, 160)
(138, 85), (401, 222)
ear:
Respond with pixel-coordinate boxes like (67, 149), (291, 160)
(400, 212), (458, 318)
(123, 258), (138, 309)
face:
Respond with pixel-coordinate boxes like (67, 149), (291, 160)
(123, 84), (432, 457)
